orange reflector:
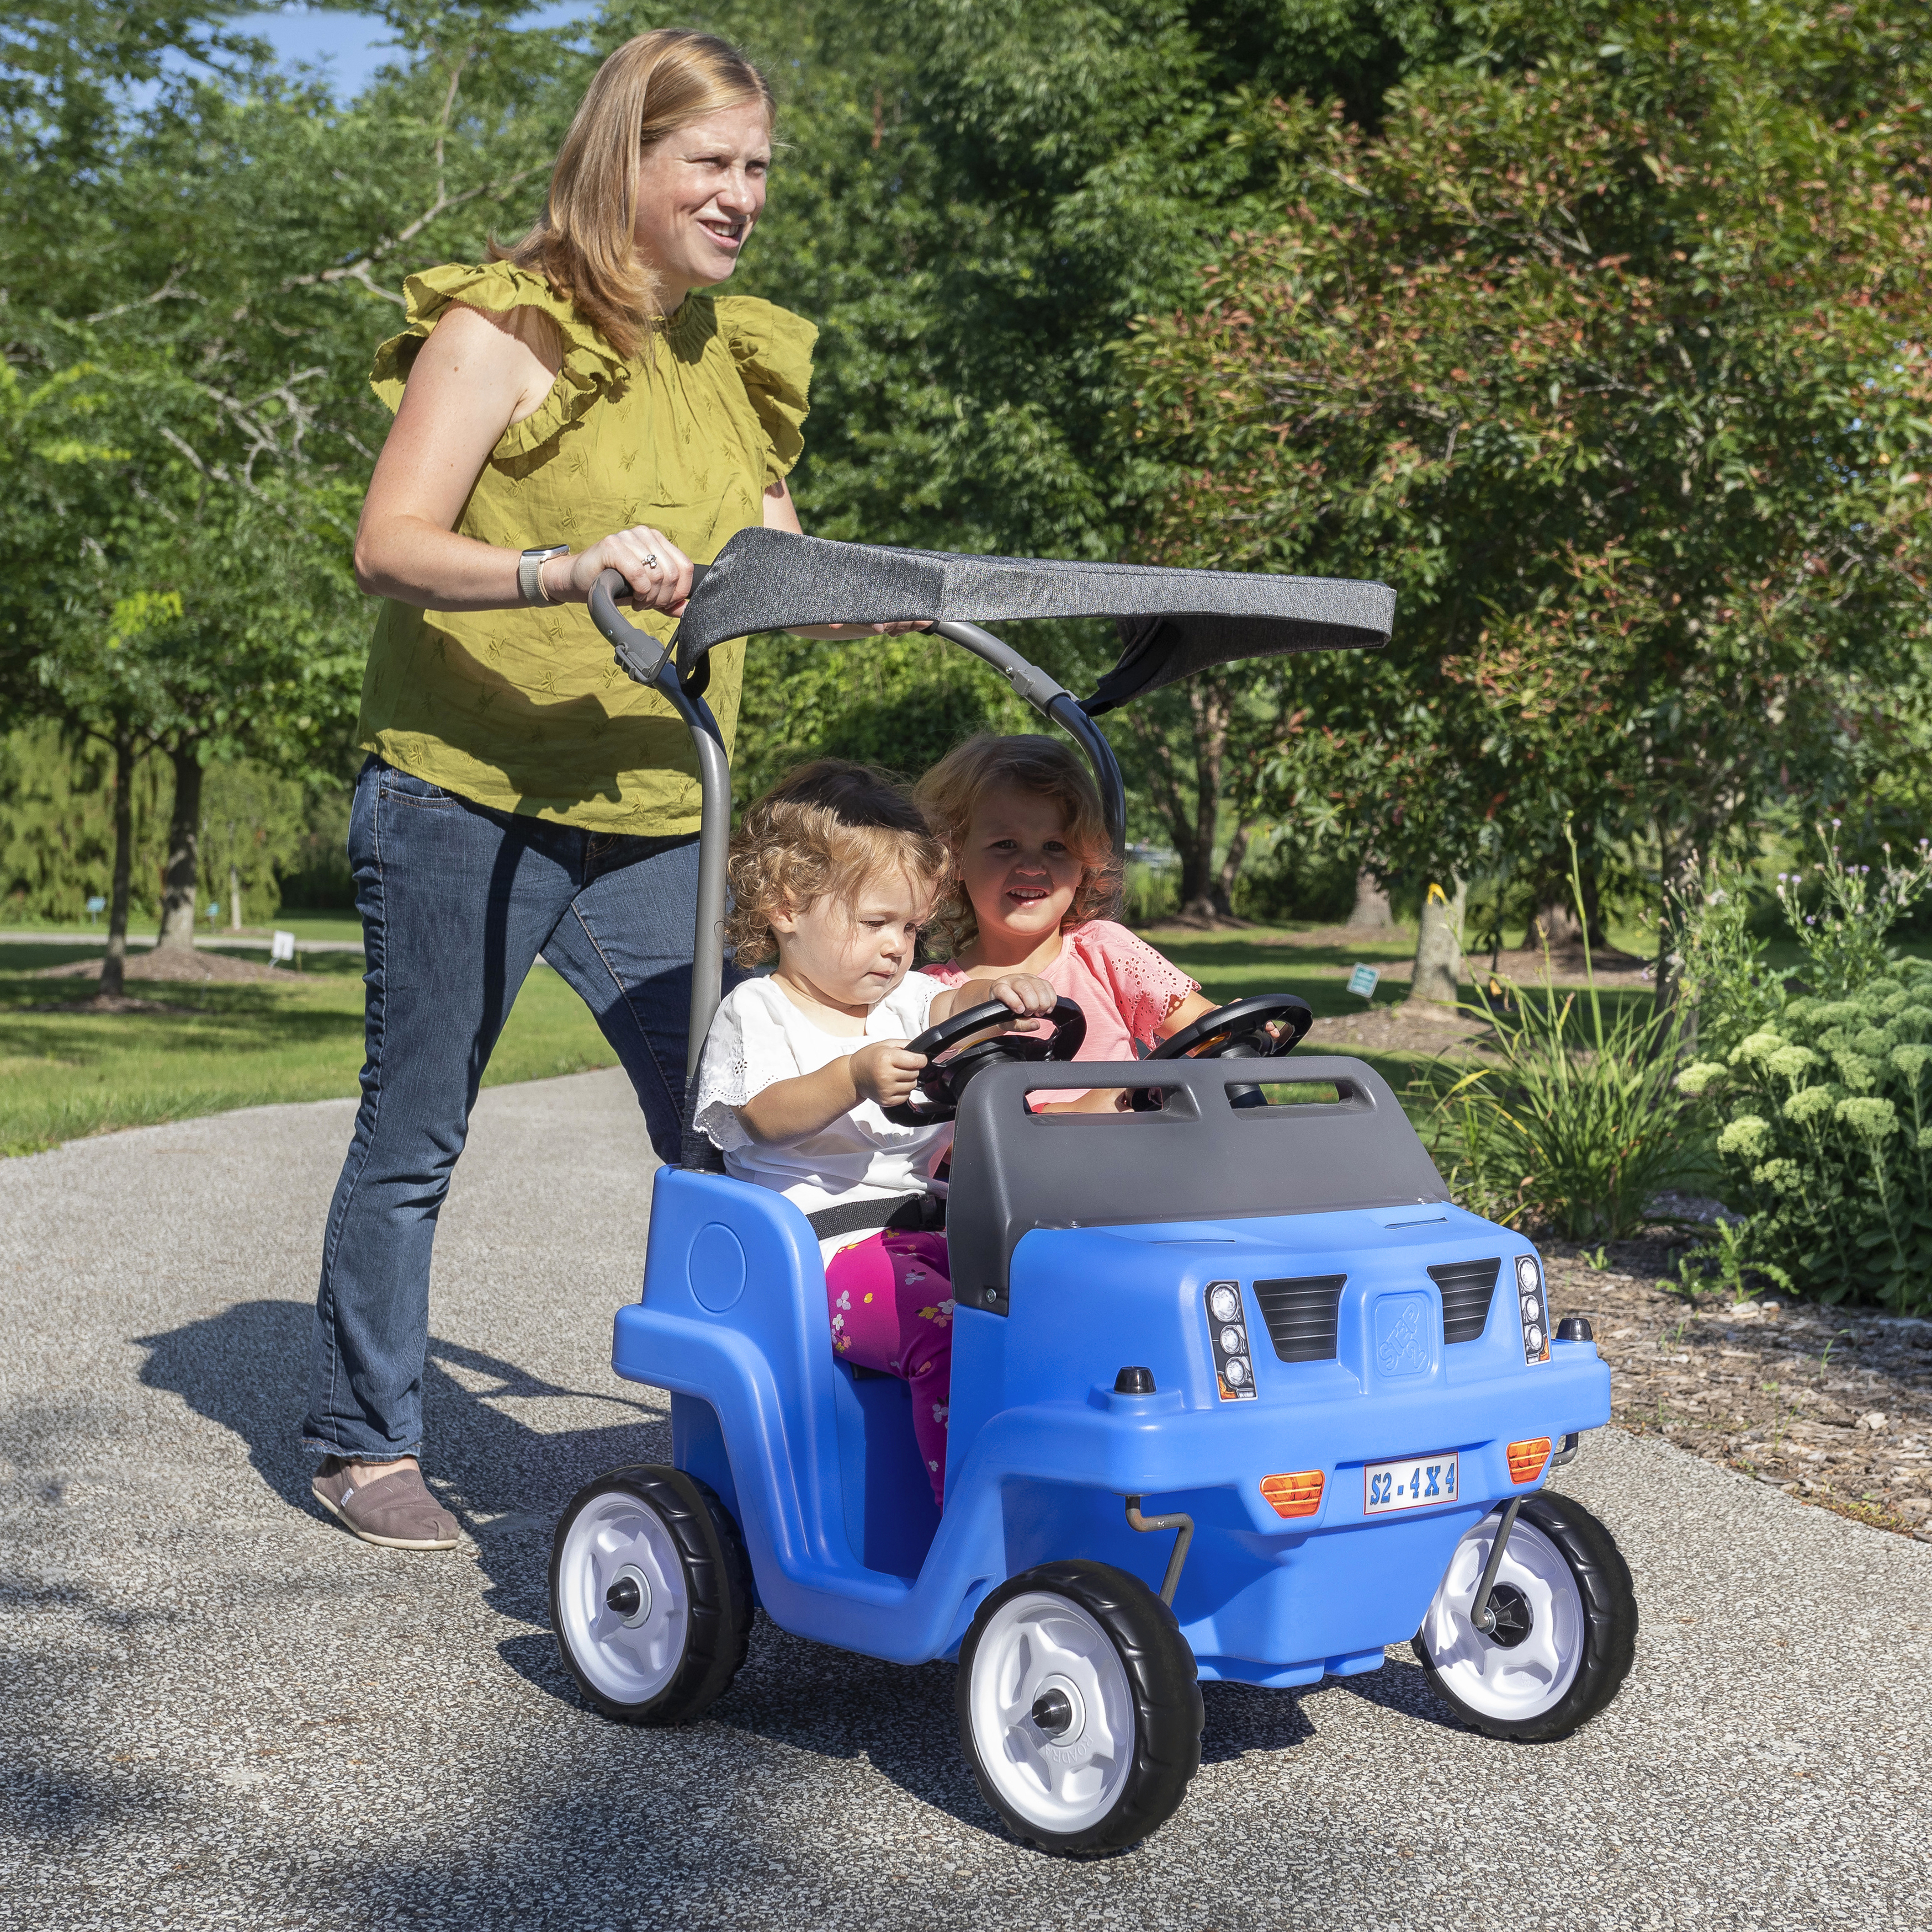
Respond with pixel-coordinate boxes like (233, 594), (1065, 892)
(1508, 1437), (1552, 1484)
(1260, 1471), (1325, 1519)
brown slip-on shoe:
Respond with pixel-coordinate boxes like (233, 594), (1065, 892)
(312, 1457), (459, 1551)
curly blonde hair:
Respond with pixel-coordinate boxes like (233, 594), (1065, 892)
(724, 761), (949, 967)
(915, 734), (1122, 957)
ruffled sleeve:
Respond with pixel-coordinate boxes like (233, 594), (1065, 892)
(713, 296), (818, 485)
(368, 261), (629, 461)
(1073, 921), (1201, 1044)
(691, 981), (795, 1153)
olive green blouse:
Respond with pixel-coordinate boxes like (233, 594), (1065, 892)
(355, 261), (816, 835)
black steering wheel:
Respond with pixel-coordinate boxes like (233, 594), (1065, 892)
(1135, 992), (1315, 1111)
(879, 997), (1087, 1128)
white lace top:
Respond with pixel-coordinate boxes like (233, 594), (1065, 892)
(692, 972), (953, 1258)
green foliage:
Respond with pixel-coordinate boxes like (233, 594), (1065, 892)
(1125, 0), (1932, 926)
(1669, 1217), (1793, 1308)
(1680, 965), (1932, 1313)
(1662, 856), (1785, 1062)
(1775, 822), (1932, 1000)
(0, 723), (312, 924)
(1423, 974), (1691, 1241)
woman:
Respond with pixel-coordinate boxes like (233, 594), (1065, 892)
(306, 30), (888, 1551)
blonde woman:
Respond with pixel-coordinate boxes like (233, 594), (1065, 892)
(309, 31), (901, 1551)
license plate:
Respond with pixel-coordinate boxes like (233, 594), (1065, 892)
(1364, 1451), (1459, 1514)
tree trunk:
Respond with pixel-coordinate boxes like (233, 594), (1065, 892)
(98, 729), (137, 1000)
(1349, 870), (1393, 929)
(1406, 875), (1468, 1009)
(156, 745), (203, 953)
(230, 861), (242, 932)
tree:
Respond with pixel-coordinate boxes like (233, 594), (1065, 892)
(1126, 0), (1932, 990)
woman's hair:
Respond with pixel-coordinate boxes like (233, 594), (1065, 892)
(725, 760), (949, 967)
(916, 734), (1122, 954)
(490, 29), (775, 360)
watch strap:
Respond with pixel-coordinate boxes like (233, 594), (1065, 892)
(518, 545), (569, 606)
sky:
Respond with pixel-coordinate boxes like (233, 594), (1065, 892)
(226, 4), (598, 98)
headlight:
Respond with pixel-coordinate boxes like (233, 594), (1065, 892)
(1203, 1281), (1257, 1402)
(1515, 1252), (1550, 1365)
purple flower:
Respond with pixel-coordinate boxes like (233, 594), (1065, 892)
(1807, 916), (1817, 926)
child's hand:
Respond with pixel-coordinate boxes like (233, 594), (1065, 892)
(981, 973), (1058, 1029)
(850, 1039), (928, 1110)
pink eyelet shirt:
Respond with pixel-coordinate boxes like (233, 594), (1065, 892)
(922, 919), (1201, 1097)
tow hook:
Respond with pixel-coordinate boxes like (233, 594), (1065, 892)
(1125, 1495), (1194, 1606)
(1468, 1496), (1523, 1636)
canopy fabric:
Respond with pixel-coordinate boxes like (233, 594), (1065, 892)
(674, 528), (1394, 704)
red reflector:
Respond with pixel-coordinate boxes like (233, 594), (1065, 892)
(1260, 1471), (1325, 1519)
(1507, 1437), (1552, 1484)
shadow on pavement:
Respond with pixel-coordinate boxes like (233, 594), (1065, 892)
(132, 1297), (1374, 1843)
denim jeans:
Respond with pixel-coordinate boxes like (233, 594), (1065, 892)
(304, 757), (711, 1462)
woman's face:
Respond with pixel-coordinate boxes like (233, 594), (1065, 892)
(633, 103), (772, 309)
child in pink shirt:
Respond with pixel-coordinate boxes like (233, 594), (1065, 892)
(916, 735), (1218, 1103)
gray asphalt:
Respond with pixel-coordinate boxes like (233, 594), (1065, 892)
(2, 1069), (1927, 1930)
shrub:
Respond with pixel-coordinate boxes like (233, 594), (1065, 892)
(1420, 965), (1693, 1243)
(1680, 960), (1932, 1313)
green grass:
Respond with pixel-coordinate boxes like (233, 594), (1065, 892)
(0, 947), (617, 1157)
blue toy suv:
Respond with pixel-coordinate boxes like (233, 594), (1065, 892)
(548, 530), (1638, 1855)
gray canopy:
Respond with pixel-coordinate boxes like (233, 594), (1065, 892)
(673, 528), (1394, 709)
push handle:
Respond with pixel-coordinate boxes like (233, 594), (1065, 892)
(588, 562), (713, 689)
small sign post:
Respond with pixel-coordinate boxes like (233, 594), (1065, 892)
(270, 930), (296, 965)
(1347, 963), (1380, 1005)
(85, 895), (106, 927)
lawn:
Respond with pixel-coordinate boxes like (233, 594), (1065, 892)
(0, 945), (617, 1157)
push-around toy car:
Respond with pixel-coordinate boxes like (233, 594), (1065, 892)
(550, 530), (1638, 1855)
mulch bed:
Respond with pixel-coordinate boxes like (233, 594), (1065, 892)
(1541, 1239), (1932, 1543)
(34, 949), (300, 986)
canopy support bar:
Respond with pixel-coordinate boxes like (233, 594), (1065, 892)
(932, 620), (1127, 858)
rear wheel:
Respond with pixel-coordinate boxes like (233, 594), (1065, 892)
(549, 1464), (752, 1725)
(1414, 1492), (1636, 1741)
(957, 1560), (1202, 1856)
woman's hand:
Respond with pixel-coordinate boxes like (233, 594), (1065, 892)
(558, 527), (695, 615)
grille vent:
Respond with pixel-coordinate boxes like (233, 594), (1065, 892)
(1430, 1258), (1501, 1345)
(1253, 1274), (1347, 1363)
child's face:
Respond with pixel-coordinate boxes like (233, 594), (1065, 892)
(960, 785), (1083, 947)
(768, 867), (930, 1012)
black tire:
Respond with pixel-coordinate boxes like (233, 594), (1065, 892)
(1413, 1492), (1637, 1742)
(956, 1559), (1203, 1856)
(549, 1464), (752, 1726)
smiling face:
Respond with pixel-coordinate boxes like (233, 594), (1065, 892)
(958, 784), (1086, 958)
(631, 101), (771, 310)
(768, 867), (932, 1021)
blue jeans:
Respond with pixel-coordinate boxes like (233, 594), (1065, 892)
(304, 757), (708, 1462)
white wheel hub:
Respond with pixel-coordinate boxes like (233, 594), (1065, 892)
(556, 1489), (688, 1706)
(967, 1592), (1134, 1833)
(1420, 1510), (1584, 1722)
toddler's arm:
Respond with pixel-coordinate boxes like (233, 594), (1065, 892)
(735, 973), (1057, 1145)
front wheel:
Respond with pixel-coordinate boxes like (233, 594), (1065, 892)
(1414, 1492), (1637, 1742)
(549, 1464), (752, 1725)
(957, 1560), (1203, 1856)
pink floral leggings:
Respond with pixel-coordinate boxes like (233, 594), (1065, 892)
(825, 1229), (953, 1505)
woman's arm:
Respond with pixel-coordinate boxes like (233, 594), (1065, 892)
(352, 303), (695, 615)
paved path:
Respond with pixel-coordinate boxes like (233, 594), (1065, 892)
(2, 1072), (1927, 1930)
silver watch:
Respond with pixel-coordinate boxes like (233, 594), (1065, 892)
(518, 544), (570, 606)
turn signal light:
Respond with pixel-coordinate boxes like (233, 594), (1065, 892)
(1507, 1437), (1552, 1484)
(1260, 1471), (1325, 1519)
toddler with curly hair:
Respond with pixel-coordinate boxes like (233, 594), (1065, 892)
(690, 759), (1054, 1504)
